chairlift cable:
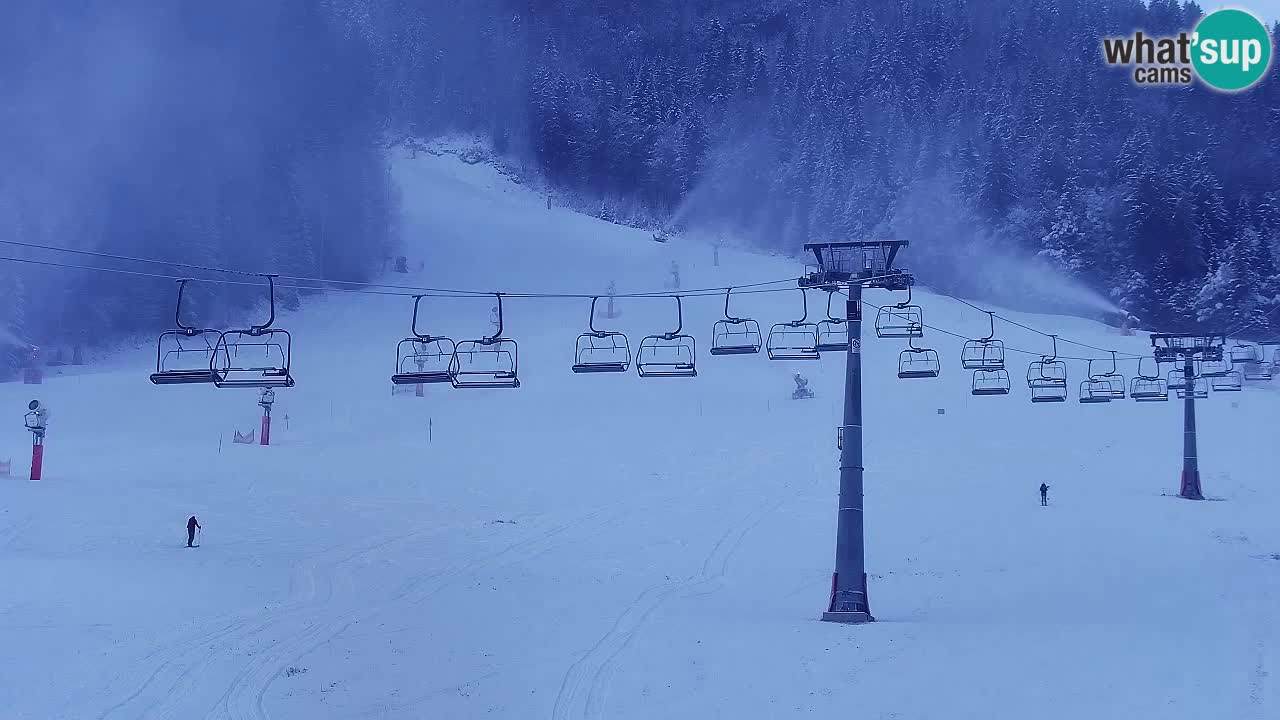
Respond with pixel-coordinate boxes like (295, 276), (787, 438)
(913, 282), (1145, 359)
(2, 252), (1203, 365)
(0, 239), (814, 300)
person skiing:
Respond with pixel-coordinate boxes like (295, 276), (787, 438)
(186, 515), (201, 547)
(1039, 483), (1049, 506)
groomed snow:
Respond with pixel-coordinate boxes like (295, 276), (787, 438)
(1, 149), (1278, 719)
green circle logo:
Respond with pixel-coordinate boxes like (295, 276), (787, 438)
(1192, 9), (1272, 91)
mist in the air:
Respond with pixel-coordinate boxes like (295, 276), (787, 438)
(0, 0), (398, 374)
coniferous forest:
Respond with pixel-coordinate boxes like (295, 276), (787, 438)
(3, 0), (1279, 372)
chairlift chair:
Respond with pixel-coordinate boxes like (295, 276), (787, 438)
(150, 279), (220, 385)
(1167, 369), (1191, 391)
(1092, 351), (1127, 400)
(1212, 370), (1243, 392)
(636, 296), (697, 377)
(815, 291), (850, 353)
(573, 297), (631, 373)
(210, 275), (295, 389)
(961, 311), (1005, 370)
(1130, 358), (1169, 402)
(450, 293), (520, 388)
(766, 289), (820, 360)
(391, 295), (456, 385)
(898, 336), (941, 379)
(1177, 377), (1209, 399)
(1242, 360), (1274, 381)
(971, 369), (1011, 396)
(875, 284), (924, 339)
(1078, 379), (1113, 403)
(1027, 335), (1068, 403)
(1228, 342), (1259, 363)
(709, 287), (762, 356)
(1199, 358), (1232, 378)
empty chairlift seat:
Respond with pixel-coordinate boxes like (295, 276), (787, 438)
(1130, 377), (1169, 401)
(961, 311), (1006, 371)
(636, 296), (697, 377)
(898, 337), (940, 379)
(1084, 353), (1126, 401)
(971, 369), (1011, 396)
(450, 294), (520, 388)
(1027, 336), (1067, 403)
(1028, 365), (1068, 402)
(1078, 379), (1113, 404)
(1212, 370), (1243, 392)
(1199, 359), (1232, 377)
(1243, 361), (1274, 381)
(391, 295), (455, 385)
(875, 285), (924, 339)
(210, 275), (295, 389)
(1177, 377), (1210, 399)
(1130, 358), (1169, 402)
(153, 331), (220, 385)
(150, 279), (220, 386)
(1229, 343), (1259, 364)
(767, 289), (821, 360)
(211, 330), (294, 388)
(710, 287), (762, 356)
(815, 291), (850, 353)
(394, 338), (456, 384)
(573, 297), (631, 373)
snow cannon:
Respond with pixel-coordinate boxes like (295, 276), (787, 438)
(24, 399), (48, 481)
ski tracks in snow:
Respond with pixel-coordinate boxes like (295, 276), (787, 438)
(213, 506), (628, 720)
(551, 498), (783, 720)
(83, 509), (615, 720)
(90, 523), (427, 720)
(1246, 578), (1278, 718)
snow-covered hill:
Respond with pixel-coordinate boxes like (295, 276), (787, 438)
(1, 149), (1278, 720)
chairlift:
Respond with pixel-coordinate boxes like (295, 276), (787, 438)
(766, 289), (820, 360)
(1212, 370), (1243, 392)
(1078, 379), (1113, 403)
(815, 291), (850, 353)
(709, 287), (762, 356)
(1243, 359), (1274, 381)
(150, 279), (220, 385)
(210, 275), (294, 389)
(1091, 351), (1127, 400)
(898, 335), (940, 379)
(1027, 335), (1068, 403)
(971, 369), (1011, 396)
(450, 293), (519, 388)
(391, 295), (456, 385)
(1130, 358), (1169, 402)
(961, 311), (1005, 370)
(1199, 358), (1232, 378)
(573, 297), (631, 373)
(1228, 342), (1259, 363)
(1177, 377), (1209, 399)
(636, 295), (697, 377)
(875, 284), (924, 338)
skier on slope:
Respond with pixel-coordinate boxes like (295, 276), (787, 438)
(1039, 483), (1049, 507)
(187, 515), (201, 547)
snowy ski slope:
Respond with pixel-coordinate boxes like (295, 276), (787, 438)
(1, 148), (1279, 719)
